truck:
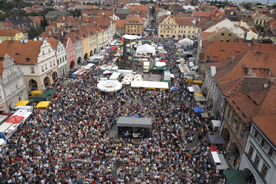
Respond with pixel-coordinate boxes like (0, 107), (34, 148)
(143, 62), (150, 73)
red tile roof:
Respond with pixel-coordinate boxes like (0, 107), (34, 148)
(0, 28), (21, 36)
(127, 14), (144, 24)
(253, 113), (276, 145)
(116, 20), (127, 28)
(0, 40), (42, 64)
(47, 37), (59, 49)
(200, 41), (276, 63)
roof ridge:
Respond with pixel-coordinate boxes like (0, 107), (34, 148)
(219, 51), (249, 83)
(257, 85), (275, 117)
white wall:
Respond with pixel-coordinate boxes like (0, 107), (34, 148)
(204, 19), (245, 38)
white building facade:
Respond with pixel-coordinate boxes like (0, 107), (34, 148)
(239, 121), (276, 184)
(55, 41), (68, 77)
(0, 54), (28, 112)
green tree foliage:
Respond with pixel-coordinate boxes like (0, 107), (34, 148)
(28, 26), (43, 39)
(151, 7), (155, 15)
(255, 24), (264, 33)
(70, 9), (81, 17)
(40, 16), (49, 31)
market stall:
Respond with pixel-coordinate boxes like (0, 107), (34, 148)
(36, 101), (51, 108)
(14, 100), (29, 107)
(97, 80), (122, 92)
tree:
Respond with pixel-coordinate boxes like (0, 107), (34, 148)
(151, 7), (155, 15)
(28, 26), (43, 39)
(40, 16), (49, 31)
(255, 24), (264, 33)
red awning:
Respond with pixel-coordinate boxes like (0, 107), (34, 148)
(161, 59), (168, 62)
(158, 53), (166, 55)
(120, 37), (124, 41)
(110, 46), (117, 50)
(210, 146), (218, 153)
(5, 116), (24, 124)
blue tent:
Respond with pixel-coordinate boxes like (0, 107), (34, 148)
(157, 43), (163, 46)
(194, 107), (204, 113)
(131, 114), (139, 118)
(69, 74), (78, 79)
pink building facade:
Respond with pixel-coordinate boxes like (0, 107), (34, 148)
(65, 38), (76, 70)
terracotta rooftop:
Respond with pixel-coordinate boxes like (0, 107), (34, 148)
(0, 40), (42, 65)
(127, 14), (144, 24)
(47, 37), (59, 49)
(200, 41), (276, 63)
(98, 10), (114, 17)
(116, 20), (127, 28)
(253, 113), (276, 145)
(201, 28), (227, 40)
(57, 16), (75, 23)
(0, 28), (21, 36)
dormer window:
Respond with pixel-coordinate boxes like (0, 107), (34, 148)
(0, 57), (3, 61)
(15, 53), (20, 55)
(26, 58), (30, 62)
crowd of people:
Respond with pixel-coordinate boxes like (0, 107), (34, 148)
(0, 36), (226, 184)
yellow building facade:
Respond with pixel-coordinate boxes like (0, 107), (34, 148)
(0, 28), (24, 41)
(158, 15), (198, 39)
(82, 37), (90, 60)
(124, 14), (144, 36)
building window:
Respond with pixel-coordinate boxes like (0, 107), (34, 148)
(235, 121), (240, 132)
(227, 107), (231, 119)
(261, 164), (268, 177)
(50, 61), (52, 67)
(57, 59), (59, 65)
(41, 65), (44, 72)
(248, 146), (254, 157)
(229, 34), (232, 36)
(268, 147), (274, 157)
(261, 138), (265, 147)
(230, 112), (235, 124)
(45, 63), (47, 70)
(254, 154), (259, 167)
(257, 133), (261, 142)
(53, 60), (56, 66)
(221, 33), (224, 36)
(31, 67), (35, 74)
(254, 130), (258, 137)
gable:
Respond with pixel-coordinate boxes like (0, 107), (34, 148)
(161, 16), (177, 25)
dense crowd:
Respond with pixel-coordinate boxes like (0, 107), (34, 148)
(0, 36), (226, 184)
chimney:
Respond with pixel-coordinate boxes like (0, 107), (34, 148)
(24, 39), (28, 43)
(34, 38), (37, 41)
(247, 67), (252, 75)
(48, 31), (51, 36)
(268, 68), (272, 76)
(270, 76), (274, 83)
(231, 56), (235, 62)
(63, 16), (65, 21)
(39, 37), (43, 41)
(207, 54), (210, 61)
(61, 31), (64, 36)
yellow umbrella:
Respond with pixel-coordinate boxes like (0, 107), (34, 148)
(35, 101), (50, 108)
(195, 93), (203, 97)
(14, 100), (29, 107)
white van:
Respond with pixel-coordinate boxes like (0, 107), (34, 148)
(14, 106), (33, 112)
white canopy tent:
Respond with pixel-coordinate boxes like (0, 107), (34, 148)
(97, 80), (122, 92)
(212, 120), (221, 128)
(155, 62), (166, 67)
(123, 35), (141, 40)
(131, 81), (169, 89)
(178, 38), (194, 46)
(109, 72), (121, 80)
(136, 44), (156, 56)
